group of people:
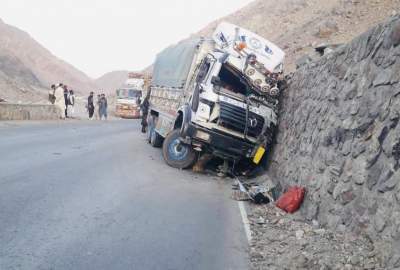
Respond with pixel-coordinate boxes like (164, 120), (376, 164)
(87, 92), (108, 120)
(49, 83), (108, 120)
(49, 83), (75, 119)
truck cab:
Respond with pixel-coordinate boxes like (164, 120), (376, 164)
(115, 73), (144, 119)
(147, 22), (285, 169)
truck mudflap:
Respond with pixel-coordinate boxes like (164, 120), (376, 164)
(185, 123), (257, 160)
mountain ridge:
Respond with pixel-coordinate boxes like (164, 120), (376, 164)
(0, 17), (97, 102)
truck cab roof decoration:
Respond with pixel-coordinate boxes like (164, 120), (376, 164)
(212, 22), (285, 73)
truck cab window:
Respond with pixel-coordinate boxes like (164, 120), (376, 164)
(218, 64), (248, 96)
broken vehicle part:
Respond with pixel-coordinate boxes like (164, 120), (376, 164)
(232, 178), (275, 204)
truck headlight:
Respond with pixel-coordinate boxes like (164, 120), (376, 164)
(196, 102), (211, 121)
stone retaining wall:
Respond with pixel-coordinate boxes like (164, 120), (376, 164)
(269, 15), (400, 267)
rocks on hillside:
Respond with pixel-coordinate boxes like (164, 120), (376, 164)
(249, 205), (381, 270)
(270, 15), (400, 268)
(313, 20), (339, 38)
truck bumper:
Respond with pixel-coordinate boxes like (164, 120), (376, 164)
(185, 123), (256, 160)
(115, 109), (141, 119)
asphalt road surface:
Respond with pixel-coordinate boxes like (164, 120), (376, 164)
(0, 120), (249, 270)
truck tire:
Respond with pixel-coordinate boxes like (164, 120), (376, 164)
(147, 116), (163, 147)
(150, 130), (163, 148)
(162, 129), (197, 169)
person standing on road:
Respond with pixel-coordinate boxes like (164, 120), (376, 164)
(140, 90), (151, 133)
(95, 94), (101, 120)
(99, 94), (108, 120)
(54, 83), (66, 119)
(87, 92), (95, 120)
(68, 89), (75, 118)
(63, 85), (69, 118)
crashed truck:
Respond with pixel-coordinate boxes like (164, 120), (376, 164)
(147, 22), (285, 170)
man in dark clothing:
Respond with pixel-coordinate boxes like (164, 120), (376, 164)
(63, 85), (69, 118)
(49, 84), (56, 104)
(87, 92), (95, 120)
(140, 90), (151, 133)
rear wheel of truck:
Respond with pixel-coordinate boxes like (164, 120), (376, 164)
(162, 129), (196, 169)
(147, 116), (163, 147)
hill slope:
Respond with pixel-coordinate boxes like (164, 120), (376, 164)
(0, 52), (47, 103)
(193, 0), (400, 72)
(0, 18), (96, 102)
(95, 70), (129, 94)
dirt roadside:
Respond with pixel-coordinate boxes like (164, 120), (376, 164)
(247, 204), (388, 270)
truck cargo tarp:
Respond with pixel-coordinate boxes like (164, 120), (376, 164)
(152, 38), (201, 88)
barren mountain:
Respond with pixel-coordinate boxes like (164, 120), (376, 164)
(0, 18), (96, 102)
(95, 70), (129, 94)
(0, 52), (47, 103)
(193, 0), (400, 72)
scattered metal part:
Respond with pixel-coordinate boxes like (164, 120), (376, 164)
(232, 177), (276, 204)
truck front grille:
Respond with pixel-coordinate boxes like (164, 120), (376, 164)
(219, 101), (264, 138)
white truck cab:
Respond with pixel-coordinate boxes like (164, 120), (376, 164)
(147, 22), (285, 169)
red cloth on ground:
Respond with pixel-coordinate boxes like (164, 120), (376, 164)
(276, 186), (306, 213)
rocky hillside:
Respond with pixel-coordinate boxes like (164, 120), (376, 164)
(269, 15), (400, 268)
(0, 18), (96, 102)
(0, 52), (47, 103)
(194, 0), (400, 72)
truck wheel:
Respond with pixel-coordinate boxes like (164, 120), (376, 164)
(162, 129), (196, 169)
(150, 130), (163, 148)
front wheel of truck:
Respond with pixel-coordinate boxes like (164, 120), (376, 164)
(162, 129), (197, 169)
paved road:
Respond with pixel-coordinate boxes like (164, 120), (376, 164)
(0, 120), (249, 270)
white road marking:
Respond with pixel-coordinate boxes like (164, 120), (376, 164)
(238, 201), (252, 245)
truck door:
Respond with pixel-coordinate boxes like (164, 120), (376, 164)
(191, 58), (212, 112)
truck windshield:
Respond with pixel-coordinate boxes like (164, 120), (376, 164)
(116, 89), (142, 99)
(218, 64), (249, 96)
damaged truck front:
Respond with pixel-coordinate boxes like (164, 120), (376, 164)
(147, 22), (285, 169)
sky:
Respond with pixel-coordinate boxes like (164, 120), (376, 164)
(0, 0), (254, 78)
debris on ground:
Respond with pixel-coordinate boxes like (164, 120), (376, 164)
(249, 205), (382, 270)
(231, 177), (277, 204)
(192, 153), (213, 173)
(275, 186), (306, 214)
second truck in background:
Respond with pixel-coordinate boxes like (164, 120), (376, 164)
(115, 73), (145, 119)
